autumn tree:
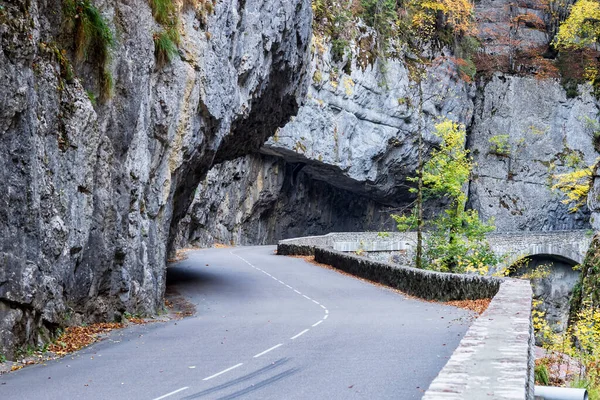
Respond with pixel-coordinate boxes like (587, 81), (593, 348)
(393, 119), (497, 274)
(553, 0), (600, 49)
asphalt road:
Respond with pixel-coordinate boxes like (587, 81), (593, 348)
(0, 246), (473, 400)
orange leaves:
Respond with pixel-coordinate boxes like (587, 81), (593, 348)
(512, 12), (546, 31)
(445, 298), (491, 314)
(48, 323), (124, 355)
(417, 0), (476, 36)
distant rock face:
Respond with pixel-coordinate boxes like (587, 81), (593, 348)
(173, 153), (395, 248)
(181, 48), (599, 247)
(524, 256), (580, 334)
(588, 166), (600, 231)
(262, 51), (475, 206)
(469, 76), (599, 232)
(0, 0), (311, 357)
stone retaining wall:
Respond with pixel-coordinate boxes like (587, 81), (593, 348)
(314, 247), (500, 301)
(278, 234), (535, 400)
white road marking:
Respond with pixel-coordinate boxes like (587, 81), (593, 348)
(291, 329), (310, 340)
(152, 387), (189, 400)
(233, 250), (331, 351)
(202, 363), (244, 381)
(253, 343), (283, 358)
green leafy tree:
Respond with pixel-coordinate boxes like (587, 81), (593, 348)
(393, 119), (498, 273)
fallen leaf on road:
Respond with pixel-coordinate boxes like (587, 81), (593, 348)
(48, 323), (124, 355)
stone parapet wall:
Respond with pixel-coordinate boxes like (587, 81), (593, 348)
(314, 247), (499, 301)
(278, 234), (534, 400)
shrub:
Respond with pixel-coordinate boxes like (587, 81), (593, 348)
(535, 363), (550, 385)
(488, 135), (511, 156)
(64, 0), (115, 100)
(154, 31), (179, 67)
(150, 0), (176, 26)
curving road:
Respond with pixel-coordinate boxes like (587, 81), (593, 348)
(0, 246), (473, 400)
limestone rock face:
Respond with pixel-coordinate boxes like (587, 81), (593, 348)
(469, 76), (599, 232)
(588, 166), (600, 231)
(263, 52), (475, 205)
(181, 52), (599, 247)
(0, 0), (311, 357)
(173, 153), (395, 248)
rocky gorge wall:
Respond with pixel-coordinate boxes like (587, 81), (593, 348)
(0, 0), (312, 357)
(173, 153), (396, 248)
(180, 47), (600, 247)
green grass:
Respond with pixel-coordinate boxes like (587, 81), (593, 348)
(86, 90), (97, 106)
(154, 30), (179, 67)
(534, 364), (550, 386)
(64, 0), (115, 100)
(151, 0), (176, 26)
(572, 378), (600, 400)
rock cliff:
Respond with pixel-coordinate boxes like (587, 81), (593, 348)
(0, 0), (311, 357)
(180, 51), (599, 247)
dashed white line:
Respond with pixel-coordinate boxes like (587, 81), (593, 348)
(232, 250), (331, 362)
(152, 387), (189, 400)
(290, 329), (310, 340)
(202, 363), (244, 381)
(253, 343), (283, 358)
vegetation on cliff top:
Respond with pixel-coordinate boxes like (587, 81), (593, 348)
(312, 0), (478, 78)
(63, 0), (115, 100)
(313, 0), (599, 95)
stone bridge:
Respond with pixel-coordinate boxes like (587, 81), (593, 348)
(320, 230), (593, 268)
(487, 230), (593, 267)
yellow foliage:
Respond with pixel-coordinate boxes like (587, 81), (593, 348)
(552, 166), (594, 212)
(411, 0), (476, 39)
(554, 0), (600, 49)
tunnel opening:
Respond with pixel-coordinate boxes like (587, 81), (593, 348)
(509, 254), (580, 335)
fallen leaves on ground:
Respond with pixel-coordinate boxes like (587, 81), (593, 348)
(48, 323), (124, 355)
(164, 289), (196, 318)
(127, 317), (147, 325)
(167, 248), (195, 263)
(445, 298), (491, 314)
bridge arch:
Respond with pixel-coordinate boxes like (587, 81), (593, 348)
(487, 230), (591, 270)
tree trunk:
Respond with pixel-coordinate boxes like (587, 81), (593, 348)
(416, 81), (424, 269)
